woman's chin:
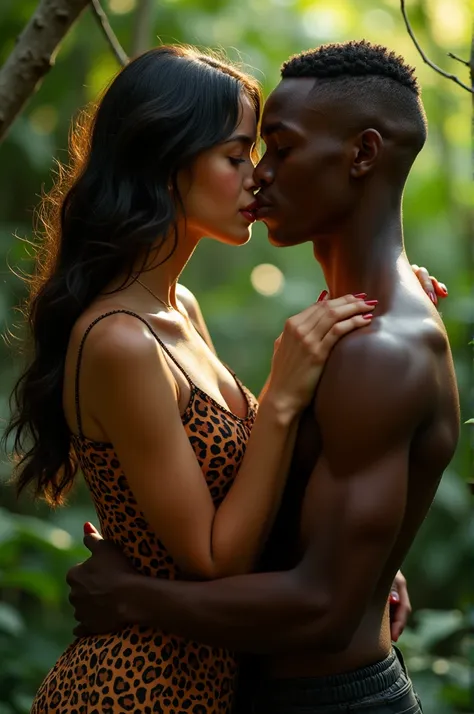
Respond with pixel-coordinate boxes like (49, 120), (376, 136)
(213, 226), (253, 247)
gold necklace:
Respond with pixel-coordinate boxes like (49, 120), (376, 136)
(135, 277), (173, 310)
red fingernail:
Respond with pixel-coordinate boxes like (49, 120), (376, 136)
(364, 300), (378, 306)
(353, 293), (367, 298)
(84, 522), (95, 534)
(363, 314), (373, 320)
(441, 284), (448, 295)
(317, 290), (329, 301)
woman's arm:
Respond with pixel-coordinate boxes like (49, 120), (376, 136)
(85, 298), (372, 581)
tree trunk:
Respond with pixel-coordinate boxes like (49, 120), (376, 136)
(469, 23), (474, 497)
(0, 0), (90, 144)
(471, 21), (474, 167)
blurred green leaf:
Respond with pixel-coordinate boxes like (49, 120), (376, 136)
(0, 603), (24, 636)
(0, 569), (61, 605)
(0, 703), (16, 714)
(412, 609), (466, 650)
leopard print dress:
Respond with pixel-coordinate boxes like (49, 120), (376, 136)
(31, 310), (258, 714)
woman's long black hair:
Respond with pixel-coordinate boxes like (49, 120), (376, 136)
(4, 45), (262, 505)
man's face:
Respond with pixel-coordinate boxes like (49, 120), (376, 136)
(254, 78), (353, 247)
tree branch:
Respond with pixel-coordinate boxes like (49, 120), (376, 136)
(400, 0), (473, 94)
(131, 0), (153, 57)
(89, 0), (128, 67)
(447, 52), (470, 68)
(470, 23), (474, 91)
(0, 0), (91, 144)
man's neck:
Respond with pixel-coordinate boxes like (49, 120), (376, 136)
(313, 210), (407, 307)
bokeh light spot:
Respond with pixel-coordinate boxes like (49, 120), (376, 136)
(29, 105), (58, 135)
(109, 0), (136, 14)
(251, 264), (285, 296)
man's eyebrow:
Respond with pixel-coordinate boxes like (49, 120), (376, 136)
(261, 121), (291, 137)
(222, 134), (255, 147)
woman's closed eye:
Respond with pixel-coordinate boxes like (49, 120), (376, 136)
(229, 157), (247, 166)
(277, 146), (291, 159)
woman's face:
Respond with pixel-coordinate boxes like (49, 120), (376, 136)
(177, 93), (258, 246)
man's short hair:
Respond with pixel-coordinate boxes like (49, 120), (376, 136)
(281, 40), (419, 94)
(281, 40), (427, 160)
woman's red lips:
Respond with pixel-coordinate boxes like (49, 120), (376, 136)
(240, 201), (258, 223)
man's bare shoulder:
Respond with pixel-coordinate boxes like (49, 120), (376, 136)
(314, 313), (447, 434)
(325, 308), (448, 378)
(323, 320), (424, 382)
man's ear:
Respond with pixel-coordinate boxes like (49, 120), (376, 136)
(350, 129), (383, 178)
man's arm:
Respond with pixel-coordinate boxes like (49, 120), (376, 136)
(70, 331), (430, 652)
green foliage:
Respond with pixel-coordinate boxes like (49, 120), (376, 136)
(0, 0), (472, 712)
(0, 508), (86, 713)
(401, 608), (472, 713)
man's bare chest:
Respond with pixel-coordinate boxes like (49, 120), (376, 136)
(258, 407), (321, 572)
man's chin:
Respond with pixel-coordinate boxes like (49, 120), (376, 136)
(268, 235), (287, 248)
(257, 218), (283, 246)
(257, 215), (303, 247)
(264, 225), (296, 248)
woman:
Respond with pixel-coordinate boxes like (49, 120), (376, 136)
(5, 46), (445, 713)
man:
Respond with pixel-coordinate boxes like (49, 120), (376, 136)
(67, 41), (459, 713)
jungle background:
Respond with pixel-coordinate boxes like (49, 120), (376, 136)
(0, 0), (473, 711)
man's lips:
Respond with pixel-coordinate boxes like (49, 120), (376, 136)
(256, 193), (272, 208)
(239, 196), (275, 222)
(255, 194), (274, 217)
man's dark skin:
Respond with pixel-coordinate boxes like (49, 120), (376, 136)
(68, 73), (459, 681)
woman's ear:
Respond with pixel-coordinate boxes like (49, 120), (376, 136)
(350, 128), (383, 179)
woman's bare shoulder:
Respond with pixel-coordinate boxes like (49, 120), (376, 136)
(68, 304), (156, 369)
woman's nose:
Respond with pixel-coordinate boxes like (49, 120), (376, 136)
(243, 167), (258, 193)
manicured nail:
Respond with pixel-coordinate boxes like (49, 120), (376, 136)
(390, 591), (400, 603)
(363, 313), (373, 320)
(440, 283), (448, 295)
(318, 290), (329, 301)
(365, 300), (378, 306)
(353, 292), (367, 299)
(84, 522), (95, 534)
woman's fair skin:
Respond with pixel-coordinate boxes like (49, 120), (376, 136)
(64, 95), (261, 436)
(62, 94), (375, 581)
(177, 94), (259, 249)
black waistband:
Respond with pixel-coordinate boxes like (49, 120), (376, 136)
(256, 649), (406, 707)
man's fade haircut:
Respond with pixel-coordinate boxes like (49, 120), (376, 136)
(281, 40), (419, 93)
(281, 40), (427, 163)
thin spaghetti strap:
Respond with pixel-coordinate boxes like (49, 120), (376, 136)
(74, 309), (195, 438)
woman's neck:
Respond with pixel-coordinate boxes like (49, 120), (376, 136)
(113, 224), (201, 309)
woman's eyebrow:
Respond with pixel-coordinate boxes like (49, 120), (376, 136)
(223, 134), (255, 147)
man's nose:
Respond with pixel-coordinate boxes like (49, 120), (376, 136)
(253, 159), (273, 188)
